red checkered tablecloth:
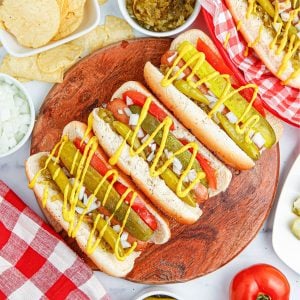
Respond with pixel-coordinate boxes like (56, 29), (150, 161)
(0, 180), (109, 300)
(201, 0), (300, 126)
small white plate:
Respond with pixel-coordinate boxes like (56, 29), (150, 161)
(272, 154), (300, 274)
(0, 0), (100, 57)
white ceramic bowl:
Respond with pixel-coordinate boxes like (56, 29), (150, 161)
(134, 287), (185, 300)
(0, 0), (100, 57)
(118, 0), (201, 37)
(0, 74), (35, 158)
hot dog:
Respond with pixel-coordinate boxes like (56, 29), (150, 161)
(224, 0), (300, 88)
(92, 81), (232, 224)
(144, 29), (283, 170)
(26, 121), (171, 277)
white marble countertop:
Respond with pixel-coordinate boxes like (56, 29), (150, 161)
(0, 2), (299, 299)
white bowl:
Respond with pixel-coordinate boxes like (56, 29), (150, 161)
(0, 0), (100, 58)
(118, 0), (201, 37)
(134, 287), (185, 300)
(0, 74), (35, 158)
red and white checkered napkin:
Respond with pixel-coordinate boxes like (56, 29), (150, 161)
(0, 180), (109, 300)
(201, 0), (300, 126)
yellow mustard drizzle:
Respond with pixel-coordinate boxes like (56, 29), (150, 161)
(29, 116), (139, 260)
(244, 46), (249, 57)
(224, 32), (231, 48)
(249, 25), (264, 47)
(109, 97), (206, 198)
(247, 0), (256, 19)
(237, 20), (242, 31)
(161, 42), (261, 144)
(247, 0), (300, 82)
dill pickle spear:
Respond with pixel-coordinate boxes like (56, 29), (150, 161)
(47, 160), (125, 253)
(47, 160), (85, 208)
(217, 113), (260, 160)
(130, 105), (208, 187)
(177, 41), (276, 149)
(112, 121), (146, 160)
(91, 213), (125, 257)
(59, 141), (153, 241)
(174, 80), (209, 105)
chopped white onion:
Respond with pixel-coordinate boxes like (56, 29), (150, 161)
(280, 12), (290, 22)
(75, 207), (85, 214)
(124, 107), (132, 117)
(164, 149), (173, 159)
(82, 193), (88, 205)
(78, 186), (85, 201)
(272, 22), (282, 32)
(141, 134), (150, 144)
(137, 128), (145, 138)
(173, 66), (185, 80)
(296, 23), (300, 32)
(126, 96), (133, 106)
(129, 113), (139, 126)
(206, 94), (217, 103)
(173, 157), (182, 175)
(252, 132), (265, 148)
(188, 169), (197, 182)
(121, 240), (131, 249)
(121, 232), (128, 241)
(150, 143), (157, 152)
(278, 1), (291, 13)
(167, 52), (177, 64)
(0, 78), (32, 155)
(102, 103), (107, 108)
(117, 109), (124, 115)
(147, 151), (155, 162)
(113, 225), (121, 233)
(226, 111), (238, 124)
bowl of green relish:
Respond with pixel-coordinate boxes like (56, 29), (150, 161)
(118, 0), (201, 37)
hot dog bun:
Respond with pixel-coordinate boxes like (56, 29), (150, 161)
(144, 29), (282, 170)
(25, 121), (171, 277)
(224, 0), (300, 89)
(92, 81), (232, 224)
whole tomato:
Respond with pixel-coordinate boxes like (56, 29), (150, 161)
(230, 264), (290, 300)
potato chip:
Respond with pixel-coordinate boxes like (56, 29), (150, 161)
(73, 25), (108, 54)
(0, 0), (60, 48)
(53, 0), (87, 41)
(103, 16), (134, 46)
(57, 0), (69, 19)
(37, 43), (83, 73)
(0, 55), (64, 83)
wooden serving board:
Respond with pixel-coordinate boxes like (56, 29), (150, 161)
(31, 38), (280, 284)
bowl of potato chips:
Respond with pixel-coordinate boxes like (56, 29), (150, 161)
(0, 0), (100, 57)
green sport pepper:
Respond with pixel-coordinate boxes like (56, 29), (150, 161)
(59, 141), (153, 241)
(177, 41), (276, 149)
(174, 79), (209, 105)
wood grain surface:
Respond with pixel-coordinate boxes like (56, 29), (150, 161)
(31, 38), (280, 283)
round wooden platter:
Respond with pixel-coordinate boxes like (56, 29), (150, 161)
(31, 38), (280, 284)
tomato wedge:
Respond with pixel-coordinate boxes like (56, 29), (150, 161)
(181, 140), (217, 190)
(196, 38), (266, 117)
(73, 138), (158, 231)
(122, 90), (175, 130)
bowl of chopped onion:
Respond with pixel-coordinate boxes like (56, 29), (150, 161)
(0, 73), (35, 158)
